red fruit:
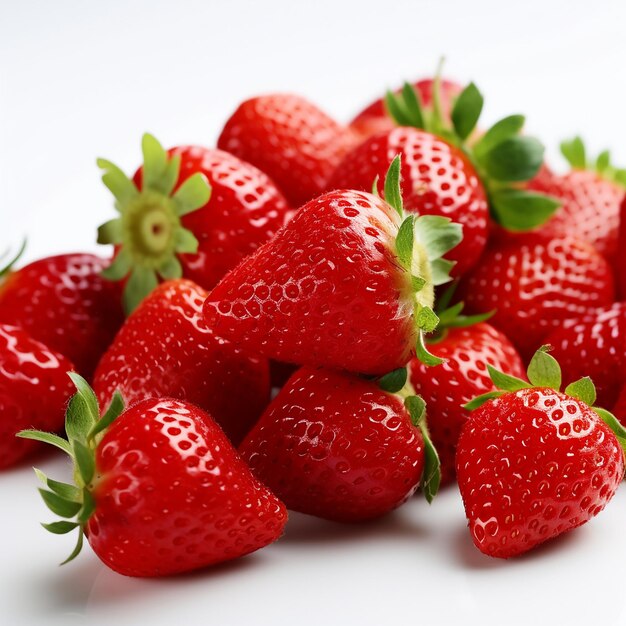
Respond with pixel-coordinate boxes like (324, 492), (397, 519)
(547, 303), (626, 411)
(409, 322), (524, 484)
(93, 279), (269, 446)
(528, 137), (625, 264)
(217, 94), (357, 207)
(618, 195), (626, 298)
(0, 325), (75, 469)
(459, 233), (615, 360)
(19, 380), (287, 577)
(612, 386), (626, 427)
(203, 158), (462, 375)
(98, 135), (290, 313)
(239, 367), (435, 522)
(0, 254), (124, 379)
(329, 127), (488, 276)
(457, 347), (625, 558)
(349, 78), (462, 140)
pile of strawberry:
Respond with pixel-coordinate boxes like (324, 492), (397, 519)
(3, 67), (626, 577)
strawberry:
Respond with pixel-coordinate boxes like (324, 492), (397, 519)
(617, 195), (626, 298)
(203, 157), (462, 375)
(528, 137), (626, 263)
(97, 135), (290, 313)
(217, 94), (357, 207)
(457, 346), (626, 558)
(349, 77), (462, 140)
(238, 366), (440, 522)
(18, 376), (287, 577)
(547, 303), (626, 412)
(459, 232), (615, 360)
(0, 324), (75, 469)
(93, 279), (269, 446)
(329, 78), (559, 277)
(612, 386), (626, 426)
(408, 293), (525, 484)
(0, 252), (124, 379)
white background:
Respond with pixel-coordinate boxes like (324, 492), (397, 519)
(2, 1), (626, 624)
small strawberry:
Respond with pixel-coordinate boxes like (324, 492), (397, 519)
(239, 366), (440, 522)
(457, 346), (626, 558)
(459, 232), (615, 360)
(330, 77), (559, 276)
(18, 376), (287, 577)
(203, 156), (462, 375)
(93, 279), (269, 446)
(528, 137), (626, 263)
(217, 94), (358, 207)
(97, 135), (290, 313)
(409, 291), (525, 484)
(349, 76), (462, 140)
(0, 324), (75, 469)
(547, 303), (626, 411)
(0, 252), (124, 379)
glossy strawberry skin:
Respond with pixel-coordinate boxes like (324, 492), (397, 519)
(93, 279), (270, 446)
(217, 94), (358, 207)
(612, 386), (626, 426)
(329, 127), (488, 276)
(349, 78), (462, 140)
(459, 233), (615, 360)
(0, 325), (75, 469)
(203, 189), (415, 376)
(409, 323), (525, 484)
(618, 195), (626, 298)
(86, 398), (287, 577)
(0, 254), (124, 379)
(457, 387), (624, 558)
(547, 303), (626, 411)
(529, 168), (624, 264)
(133, 147), (290, 291)
(239, 367), (424, 522)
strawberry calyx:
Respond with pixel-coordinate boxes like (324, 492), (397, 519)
(376, 371), (441, 503)
(0, 239), (26, 280)
(464, 345), (626, 457)
(560, 136), (626, 187)
(97, 134), (212, 314)
(17, 373), (125, 564)
(381, 156), (463, 367)
(384, 62), (560, 232)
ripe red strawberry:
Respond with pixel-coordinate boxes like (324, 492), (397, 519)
(409, 304), (525, 484)
(612, 386), (626, 426)
(547, 303), (626, 411)
(18, 377), (287, 577)
(350, 77), (462, 140)
(203, 157), (462, 375)
(239, 366), (439, 522)
(217, 94), (358, 207)
(97, 135), (290, 313)
(528, 137), (626, 263)
(0, 324), (75, 469)
(459, 232), (615, 360)
(330, 80), (558, 276)
(457, 346), (626, 558)
(617, 195), (626, 298)
(93, 279), (269, 446)
(0, 253), (124, 379)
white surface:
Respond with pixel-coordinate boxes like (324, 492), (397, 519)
(2, 1), (626, 624)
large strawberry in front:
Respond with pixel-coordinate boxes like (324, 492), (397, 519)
(93, 279), (270, 445)
(203, 157), (462, 375)
(97, 134), (290, 312)
(19, 377), (287, 577)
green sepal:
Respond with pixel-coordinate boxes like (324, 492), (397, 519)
(593, 408), (626, 458)
(414, 215), (463, 261)
(68, 373), (99, 424)
(430, 258), (456, 286)
(65, 395), (94, 443)
(97, 158), (139, 207)
(473, 115), (525, 159)
(564, 377), (596, 407)
(378, 367), (408, 393)
(480, 136), (544, 183)
(416, 306), (439, 333)
(61, 529), (84, 565)
(77, 490), (96, 524)
(371, 175), (380, 197)
(451, 82), (483, 140)
(73, 440), (95, 485)
(16, 430), (72, 457)
(383, 155), (404, 217)
(158, 256), (183, 281)
(39, 489), (82, 519)
(34, 469), (82, 502)
(596, 150), (611, 173)
(445, 310), (494, 329)
(560, 136), (586, 169)
(411, 276), (426, 292)
(401, 81), (425, 129)
(432, 284), (495, 336)
(41, 521), (79, 535)
(173, 228), (199, 254)
(405, 395), (426, 426)
(97, 218), (123, 245)
(415, 330), (444, 367)
(101, 250), (132, 281)
(527, 345), (562, 390)
(172, 173), (212, 216)
(395, 216), (415, 268)
(0, 239), (26, 279)
(89, 391), (125, 440)
(464, 390), (505, 411)
(487, 364), (530, 393)
(490, 189), (561, 231)
(123, 266), (159, 315)
(558, 136), (626, 189)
